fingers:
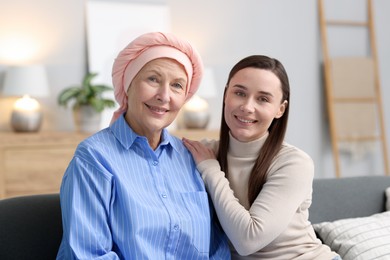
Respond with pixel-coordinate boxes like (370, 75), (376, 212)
(182, 138), (216, 161)
(182, 137), (196, 146)
(182, 138), (216, 163)
(183, 138), (200, 153)
(183, 138), (203, 152)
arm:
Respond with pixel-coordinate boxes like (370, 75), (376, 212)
(58, 148), (119, 260)
(184, 139), (314, 256)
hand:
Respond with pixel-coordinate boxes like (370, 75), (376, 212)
(182, 138), (216, 165)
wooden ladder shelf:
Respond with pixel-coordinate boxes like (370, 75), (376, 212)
(318, 0), (389, 177)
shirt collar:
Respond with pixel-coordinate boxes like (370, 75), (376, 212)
(110, 113), (179, 152)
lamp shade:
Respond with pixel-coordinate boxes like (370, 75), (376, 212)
(196, 67), (217, 99)
(2, 64), (49, 97)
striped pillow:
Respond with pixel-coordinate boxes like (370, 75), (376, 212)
(313, 211), (390, 260)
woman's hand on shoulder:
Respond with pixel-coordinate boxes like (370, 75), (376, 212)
(182, 138), (216, 165)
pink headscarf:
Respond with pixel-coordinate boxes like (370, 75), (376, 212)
(111, 32), (203, 124)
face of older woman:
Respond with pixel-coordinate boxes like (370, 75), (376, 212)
(125, 58), (188, 142)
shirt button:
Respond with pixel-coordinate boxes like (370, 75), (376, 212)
(152, 161), (158, 166)
(161, 194), (167, 198)
(173, 225), (179, 231)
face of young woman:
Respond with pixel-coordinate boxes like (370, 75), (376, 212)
(224, 67), (286, 142)
(125, 58), (188, 138)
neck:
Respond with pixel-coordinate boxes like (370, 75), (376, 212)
(125, 113), (162, 150)
(147, 133), (162, 150)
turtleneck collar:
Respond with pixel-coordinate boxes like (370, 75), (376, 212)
(228, 131), (269, 158)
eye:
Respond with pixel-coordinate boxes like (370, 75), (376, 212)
(258, 96), (269, 103)
(235, 91), (246, 97)
(172, 82), (184, 90)
(148, 76), (159, 83)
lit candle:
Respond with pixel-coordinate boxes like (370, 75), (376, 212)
(182, 95), (210, 129)
(13, 95), (41, 112)
(11, 95), (43, 132)
(183, 95), (209, 112)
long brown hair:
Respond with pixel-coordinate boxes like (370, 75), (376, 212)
(217, 55), (290, 205)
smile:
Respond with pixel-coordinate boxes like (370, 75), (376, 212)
(145, 104), (169, 114)
(235, 116), (257, 124)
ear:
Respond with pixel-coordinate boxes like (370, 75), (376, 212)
(275, 100), (288, 119)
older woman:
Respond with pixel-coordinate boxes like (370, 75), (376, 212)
(57, 32), (230, 259)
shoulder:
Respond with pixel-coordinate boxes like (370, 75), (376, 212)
(167, 134), (197, 160)
(278, 142), (313, 164)
(269, 142), (314, 178)
(170, 134), (191, 151)
(63, 129), (116, 182)
(79, 128), (111, 146)
(74, 128), (115, 159)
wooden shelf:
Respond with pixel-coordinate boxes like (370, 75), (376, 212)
(171, 129), (219, 140)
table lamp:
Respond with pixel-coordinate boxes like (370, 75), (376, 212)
(182, 67), (217, 129)
(2, 64), (49, 132)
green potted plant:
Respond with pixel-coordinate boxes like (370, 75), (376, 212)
(58, 72), (116, 132)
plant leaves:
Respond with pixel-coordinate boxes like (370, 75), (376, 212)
(58, 87), (82, 107)
(57, 72), (115, 112)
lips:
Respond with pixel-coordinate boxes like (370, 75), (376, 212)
(235, 115), (257, 124)
(145, 104), (169, 114)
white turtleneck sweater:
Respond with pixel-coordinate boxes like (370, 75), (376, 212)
(198, 133), (338, 260)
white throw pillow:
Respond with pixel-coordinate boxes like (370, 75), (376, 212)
(313, 211), (390, 260)
(386, 187), (390, 211)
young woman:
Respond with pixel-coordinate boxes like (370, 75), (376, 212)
(57, 32), (230, 259)
(183, 55), (340, 259)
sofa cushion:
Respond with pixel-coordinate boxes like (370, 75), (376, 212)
(313, 211), (390, 260)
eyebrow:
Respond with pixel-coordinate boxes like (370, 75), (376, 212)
(145, 69), (162, 76)
(146, 69), (187, 81)
(232, 84), (274, 97)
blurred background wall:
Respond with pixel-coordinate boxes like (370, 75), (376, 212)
(0, 0), (389, 178)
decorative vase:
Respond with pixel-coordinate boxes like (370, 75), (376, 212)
(73, 105), (101, 133)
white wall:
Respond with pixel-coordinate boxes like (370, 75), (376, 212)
(0, 0), (86, 131)
(0, 0), (389, 178)
(168, 0), (328, 177)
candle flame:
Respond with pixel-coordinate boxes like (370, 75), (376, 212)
(13, 95), (41, 111)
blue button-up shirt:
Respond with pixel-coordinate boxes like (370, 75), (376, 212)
(57, 115), (230, 259)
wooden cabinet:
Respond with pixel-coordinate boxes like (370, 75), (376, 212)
(0, 129), (219, 199)
(0, 132), (90, 199)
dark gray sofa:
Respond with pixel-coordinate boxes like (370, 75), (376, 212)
(0, 194), (62, 260)
(309, 176), (390, 259)
(1, 176), (389, 259)
(309, 175), (390, 224)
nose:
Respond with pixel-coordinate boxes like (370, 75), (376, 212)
(241, 99), (255, 113)
(156, 84), (170, 103)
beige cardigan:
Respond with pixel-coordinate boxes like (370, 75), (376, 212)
(198, 133), (338, 259)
